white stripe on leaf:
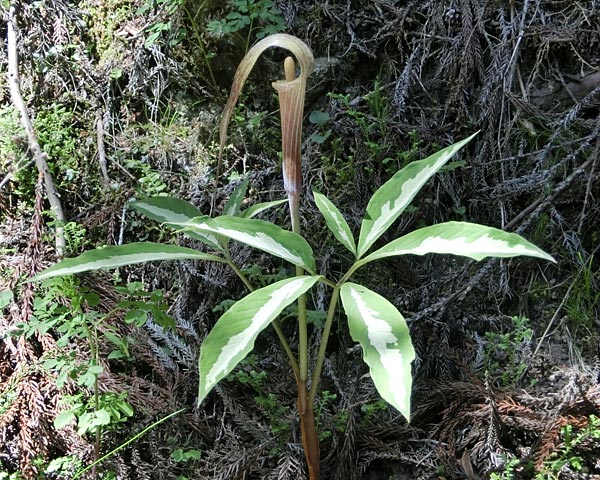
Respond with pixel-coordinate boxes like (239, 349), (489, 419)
(198, 276), (321, 402)
(340, 283), (415, 421)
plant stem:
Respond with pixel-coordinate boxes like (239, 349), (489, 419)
(73, 408), (186, 479)
(181, 1), (219, 92)
(82, 318), (101, 480)
(288, 180), (318, 476)
(308, 285), (341, 406)
(92, 375), (100, 480)
(225, 256), (254, 292)
(279, 55), (319, 478)
(308, 260), (363, 404)
(225, 247), (300, 379)
(245, 19), (254, 54)
(296, 263), (308, 376)
(297, 379), (319, 480)
(273, 319), (300, 381)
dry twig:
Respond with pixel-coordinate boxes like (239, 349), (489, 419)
(6, 1), (65, 256)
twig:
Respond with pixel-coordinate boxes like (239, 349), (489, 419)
(532, 284), (572, 360)
(503, 156), (593, 232)
(96, 111), (110, 186)
(7, 2), (65, 256)
(577, 136), (599, 234)
(0, 157), (34, 191)
(504, 0), (531, 92)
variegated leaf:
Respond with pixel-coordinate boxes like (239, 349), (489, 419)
(357, 133), (478, 258)
(198, 275), (321, 403)
(340, 283), (415, 421)
(313, 191), (356, 255)
(361, 221), (556, 264)
(29, 242), (225, 282)
(169, 216), (316, 273)
(129, 197), (222, 249)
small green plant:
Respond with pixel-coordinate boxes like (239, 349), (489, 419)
(54, 391), (134, 436)
(535, 415), (600, 479)
(0, 471), (21, 480)
(44, 220), (89, 255)
(124, 157), (168, 197)
(12, 276), (174, 475)
(30, 35), (555, 480)
(364, 79), (390, 140)
(564, 253), (599, 337)
(490, 455), (521, 480)
(35, 103), (81, 183)
(0, 105), (26, 190)
(228, 356), (291, 441)
(483, 316), (533, 386)
(308, 110), (331, 144)
(207, 0), (285, 52)
(170, 448), (201, 463)
(0, 102), (84, 202)
(0, 289), (14, 311)
(314, 390), (338, 441)
(361, 398), (390, 422)
(136, 0), (186, 48)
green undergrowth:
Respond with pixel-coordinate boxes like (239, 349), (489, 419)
(491, 415), (600, 480)
(483, 315), (533, 388)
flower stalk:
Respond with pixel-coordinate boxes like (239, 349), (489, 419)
(274, 54), (319, 479)
(217, 34), (319, 479)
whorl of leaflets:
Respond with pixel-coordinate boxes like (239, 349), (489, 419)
(313, 133), (555, 422)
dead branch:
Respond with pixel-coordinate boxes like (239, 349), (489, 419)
(96, 111), (110, 186)
(6, 1), (65, 256)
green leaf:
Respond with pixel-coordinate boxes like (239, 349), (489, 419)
(440, 160), (466, 172)
(240, 199), (287, 219)
(198, 276), (321, 403)
(124, 308), (148, 326)
(171, 216), (316, 273)
(361, 221), (556, 264)
(223, 177), (250, 216)
(129, 197), (222, 249)
(87, 364), (103, 376)
(309, 130), (331, 144)
(54, 410), (76, 429)
(357, 133), (478, 258)
(309, 110), (329, 126)
(29, 242), (225, 282)
(313, 191), (356, 255)
(91, 409), (111, 428)
(107, 350), (125, 360)
(117, 400), (134, 417)
(340, 283), (415, 421)
(0, 289), (13, 309)
(171, 449), (185, 462)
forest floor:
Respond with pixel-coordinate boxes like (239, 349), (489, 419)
(1, 1), (600, 479)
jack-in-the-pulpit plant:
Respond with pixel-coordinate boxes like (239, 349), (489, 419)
(31, 34), (555, 480)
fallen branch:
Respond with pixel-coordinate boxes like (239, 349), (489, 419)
(96, 111), (110, 186)
(6, 1), (65, 256)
